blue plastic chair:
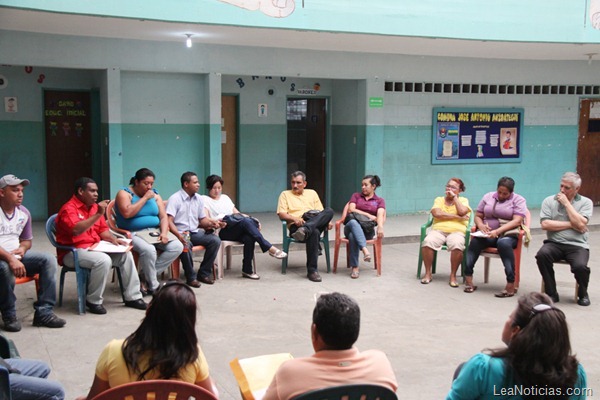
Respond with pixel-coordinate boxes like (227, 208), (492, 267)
(0, 365), (10, 400)
(293, 384), (397, 400)
(281, 220), (330, 274)
(46, 214), (126, 314)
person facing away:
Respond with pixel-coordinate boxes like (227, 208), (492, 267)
(536, 172), (593, 306)
(115, 168), (184, 294)
(166, 171), (223, 287)
(343, 174), (386, 279)
(277, 171), (334, 282)
(447, 292), (587, 400)
(202, 174), (287, 281)
(464, 176), (527, 297)
(420, 177), (471, 287)
(55, 177), (147, 314)
(78, 281), (217, 399)
(263, 292), (398, 400)
(0, 174), (66, 331)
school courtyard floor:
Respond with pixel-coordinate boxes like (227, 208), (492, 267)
(6, 209), (600, 399)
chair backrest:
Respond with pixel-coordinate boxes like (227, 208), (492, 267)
(106, 200), (132, 238)
(91, 380), (218, 400)
(45, 214), (59, 247)
(0, 365), (11, 400)
(293, 384), (397, 400)
(0, 334), (20, 359)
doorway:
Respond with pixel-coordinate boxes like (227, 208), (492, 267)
(44, 90), (92, 215)
(221, 95), (238, 202)
(286, 98), (327, 201)
(577, 98), (600, 205)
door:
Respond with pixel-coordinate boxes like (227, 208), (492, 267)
(221, 95), (238, 203)
(577, 98), (600, 205)
(44, 90), (92, 215)
(286, 98), (327, 200)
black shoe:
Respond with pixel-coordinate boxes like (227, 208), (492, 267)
(549, 293), (560, 303)
(577, 295), (591, 306)
(198, 275), (215, 285)
(292, 227), (307, 242)
(2, 317), (21, 332)
(124, 299), (148, 310)
(33, 313), (66, 328)
(186, 280), (201, 288)
(86, 301), (107, 315)
(307, 271), (322, 282)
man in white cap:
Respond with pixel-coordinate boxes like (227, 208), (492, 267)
(0, 174), (66, 331)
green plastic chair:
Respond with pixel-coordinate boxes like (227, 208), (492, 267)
(416, 213), (474, 279)
(293, 384), (397, 400)
(281, 220), (330, 274)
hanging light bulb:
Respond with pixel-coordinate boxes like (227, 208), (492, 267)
(185, 34), (192, 48)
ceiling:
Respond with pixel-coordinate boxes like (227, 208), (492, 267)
(2, 7), (600, 62)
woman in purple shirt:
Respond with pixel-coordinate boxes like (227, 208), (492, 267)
(344, 175), (386, 279)
(464, 177), (527, 297)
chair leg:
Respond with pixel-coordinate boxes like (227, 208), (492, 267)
(75, 268), (89, 315)
(281, 238), (290, 274)
(58, 268), (67, 307)
(322, 238), (331, 273)
(374, 240), (382, 276)
(170, 259), (180, 281)
(333, 241), (340, 273)
(484, 257), (490, 284)
(113, 266), (126, 303)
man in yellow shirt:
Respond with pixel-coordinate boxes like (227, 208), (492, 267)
(420, 178), (471, 287)
(277, 171), (333, 282)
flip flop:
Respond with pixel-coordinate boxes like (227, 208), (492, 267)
(420, 277), (432, 284)
(449, 281), (459, 288)
(494, 290), (515, 298)
(464, 285), (478, 293)
(351, 269), (360, 279)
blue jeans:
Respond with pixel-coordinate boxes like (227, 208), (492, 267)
(344, 219), (367, 268)
(179, 230), (221, 280)
(219, 218), (272, 274)
(465, 236), (517, 282)
(4, 358), (65, 400)
(0, 251), (58, 320)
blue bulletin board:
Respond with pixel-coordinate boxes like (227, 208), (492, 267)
(432, 108), (523, 164)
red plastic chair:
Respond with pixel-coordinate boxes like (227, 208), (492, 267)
(16, 274), (39, 292)
(470, 209), (530, 291)
(91, 380), (217, 400)
(333, 203), (385, 276)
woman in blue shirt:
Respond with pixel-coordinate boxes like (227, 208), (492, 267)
(448, 292), (587, 400)
(115, 168), (183, 294)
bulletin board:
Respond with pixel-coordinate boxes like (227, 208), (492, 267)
(432, 108), (524, 164)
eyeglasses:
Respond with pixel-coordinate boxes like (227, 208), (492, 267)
(445, 185), (459, 190)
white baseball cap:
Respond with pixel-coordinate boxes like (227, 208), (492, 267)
(0, 174), (30, 189)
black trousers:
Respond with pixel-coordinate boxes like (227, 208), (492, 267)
(289, 208), (334, 273)
(535, 240), (590, 298)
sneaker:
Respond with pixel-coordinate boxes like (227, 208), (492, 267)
(86, 301), (107, 315)
(33, 313), (66, 328)
(242, 271), (260, 280)
(292, 227), (308, 242)
(2, 317), (21, 332)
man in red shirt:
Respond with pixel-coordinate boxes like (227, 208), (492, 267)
(55, 177), (146, 314)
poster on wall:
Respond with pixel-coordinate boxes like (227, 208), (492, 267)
(432, 108), (523, 164)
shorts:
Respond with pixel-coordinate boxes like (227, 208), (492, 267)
(421, 230), (466, 251)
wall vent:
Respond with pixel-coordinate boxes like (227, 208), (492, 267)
(385, 82), (600, 95)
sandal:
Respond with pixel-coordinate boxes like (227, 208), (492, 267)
(269, 249), (288, 259)
(351, 268), (359, 279)
(494, 290), (515, 298)
(464, 285), (478, 293)
(363, 253), (372, 263)
(449, 280), (459, 288)
(420, 276), (432, 284)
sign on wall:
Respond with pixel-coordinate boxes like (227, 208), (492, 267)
(432, 108), (523, 164)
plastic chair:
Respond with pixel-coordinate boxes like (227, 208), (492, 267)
(416, 213), (474, 279)
(293, 384), (398, 400)
(15, 274), (40, 293)
(333, 203), (385, 276)
(0, 333), (20, 359)
(471, 209), (531, 291)
(281, 220), (330, 274)
(90, 379), (218, 400)
(0, 365), (10, 400)
(106, 200), (184, 280)
(541, 260), (579, 302)
(215, 240), (256, 279)
(45, 214), (90, 314)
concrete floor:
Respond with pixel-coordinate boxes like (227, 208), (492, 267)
(4, 209), (600, 399)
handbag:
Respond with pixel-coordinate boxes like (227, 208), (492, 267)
(344, 212), (377, 239)
(223, 213), (260, 228)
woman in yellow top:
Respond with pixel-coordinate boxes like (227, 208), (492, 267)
(420, 178), (471, 286)
(79, 281), (216, 399)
